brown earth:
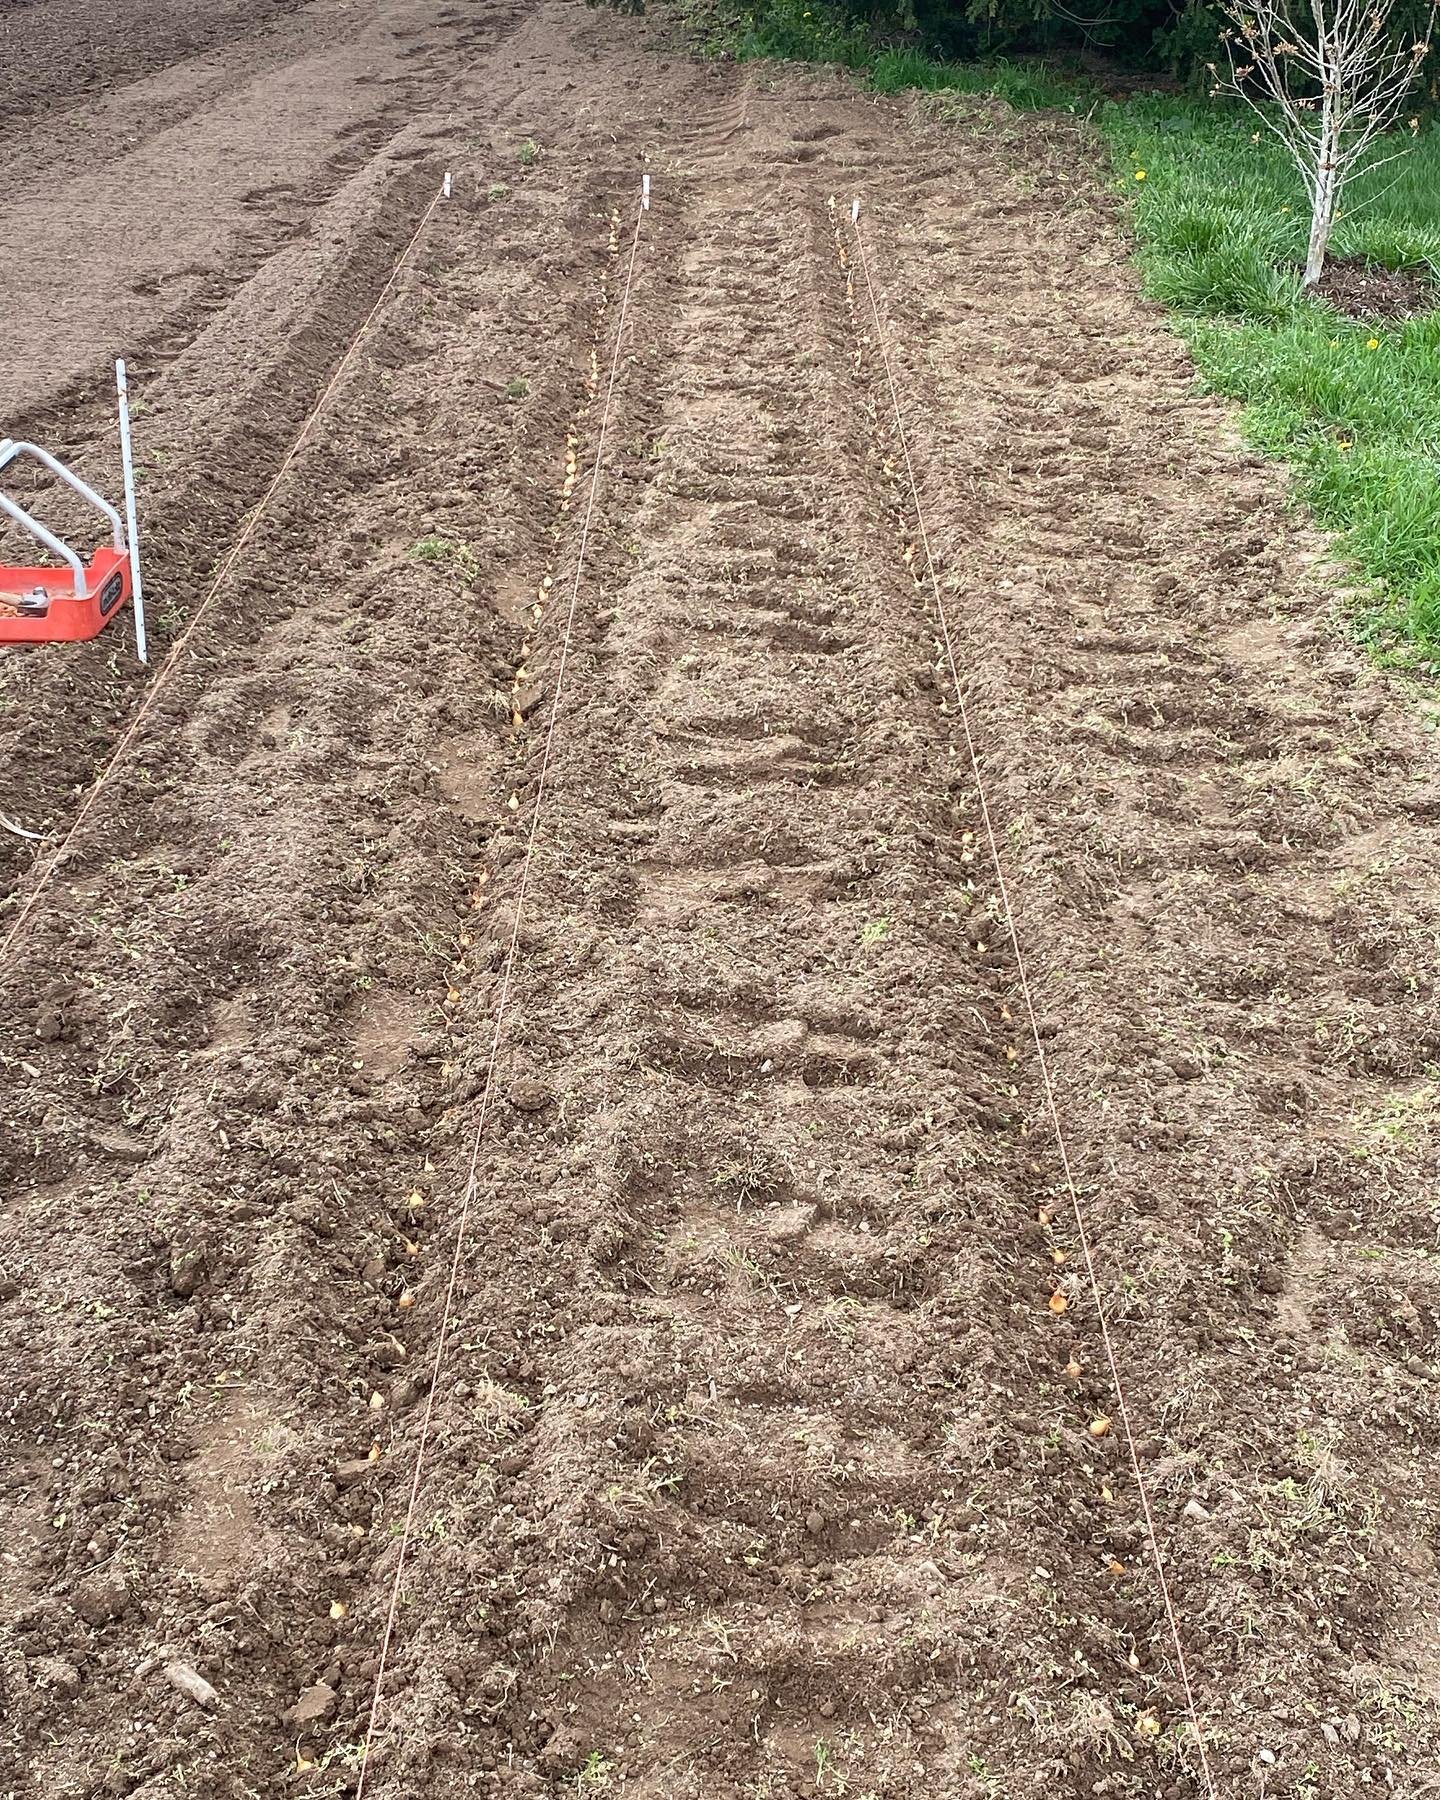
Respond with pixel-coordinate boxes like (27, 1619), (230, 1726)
(1311, 255), (1438, 321)
(3, 5), (1440, 1799)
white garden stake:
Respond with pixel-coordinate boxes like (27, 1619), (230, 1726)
(642, 173), (651, 210)
(443, 171), (452, 199)
(114, 359), (148, 664)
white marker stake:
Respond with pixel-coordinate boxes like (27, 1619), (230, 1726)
(114, 359), (148, 665)
(642, 173), (651, 211)
(443, 171), (452, 199)
(851, 197), (860, 224)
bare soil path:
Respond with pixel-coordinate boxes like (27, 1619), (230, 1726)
(3, 5), (1440, 1798)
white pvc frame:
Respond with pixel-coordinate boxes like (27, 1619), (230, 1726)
(0, 437), (126, 600)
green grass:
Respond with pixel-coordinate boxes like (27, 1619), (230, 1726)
(693, 3), (1440, 665)
(1102, 99), (1440, 659)
(869, 45), (1091, 111)
(725, 0), (871, 64)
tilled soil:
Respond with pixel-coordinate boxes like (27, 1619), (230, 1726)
(3, 7), (1440, 1799)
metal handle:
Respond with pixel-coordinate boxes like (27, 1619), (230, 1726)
(0, 492), (91, 598)
(0, 438), (127, 599)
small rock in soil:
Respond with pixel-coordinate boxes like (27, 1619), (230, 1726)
(163, 1660), (219, 1710)
(285, 1680), (337, 1727)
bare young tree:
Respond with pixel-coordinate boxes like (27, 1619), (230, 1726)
(1211, 0), (1436, 284)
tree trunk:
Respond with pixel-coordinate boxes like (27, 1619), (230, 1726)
(1305, 156), (1339, 284)
(1305, 95), (1340, 285)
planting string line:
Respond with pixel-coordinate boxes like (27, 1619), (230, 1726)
(845, 199), (1222, 1800)
(0, 172), (454, 977)
(353, 176), (652, 1793)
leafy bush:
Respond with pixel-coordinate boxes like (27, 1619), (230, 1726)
(713, 0), (1440, 92)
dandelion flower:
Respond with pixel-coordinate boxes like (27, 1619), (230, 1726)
(1367, 337), (1381, 350)
(1134, 169), (1147, 182)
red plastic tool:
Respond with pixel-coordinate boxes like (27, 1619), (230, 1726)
(0, 438), (133, 645)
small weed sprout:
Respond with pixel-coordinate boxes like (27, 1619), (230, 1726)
(577, 1750), (615, 1790)
(1356, 1082), (1438, 1158)
(410, 536), (480, 582)
(711, 1143), (794, 1207)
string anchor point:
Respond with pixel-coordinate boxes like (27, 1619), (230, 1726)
(851, 197), (861, 223)
(642, 173), (651, 210)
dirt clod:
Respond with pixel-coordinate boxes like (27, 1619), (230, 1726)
(285, 1680), (337, 1728)
(72, 1577), (128, 1628)
(506, 1075), (553, 1113)
(167, 1248), (206, 1299)
(31, 1657), (82, 1699)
